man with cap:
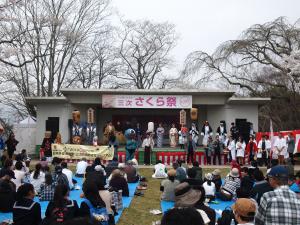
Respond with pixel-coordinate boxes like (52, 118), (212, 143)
(0, 169), (16, 212)
(255, 165), (300, 225)
(232, 198), (256, 225)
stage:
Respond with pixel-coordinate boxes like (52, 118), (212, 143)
(115, 147), (231, 165)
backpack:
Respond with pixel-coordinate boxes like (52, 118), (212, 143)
(83, 199), (109, 225)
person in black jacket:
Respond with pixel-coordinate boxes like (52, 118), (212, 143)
(13, 183), (41, 225)
(109, 169), (129, 196)
(42, 184), (79, 224)
(236, 167), (254, 198)
(5, 132), (19, 159)
(105, 157), (119, 178)
(0, 169), (16, 212)
(181, 167), (203, 188)
(250, 169), (273, 205)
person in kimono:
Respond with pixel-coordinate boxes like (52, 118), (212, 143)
(142, 133), (154, 165)
(189, 123), (199, 145)
(169, 123), (178, 148)
(216, 121), (227, 144)
(201, 121), (213, 146)
(257, 135), (270, 166)
(156, 123), (165, 148)
(178, 131), (184, 149)
(181, 125), (189, 148)
(236, 136), (246, 165)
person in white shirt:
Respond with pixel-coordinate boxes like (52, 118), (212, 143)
(236, 136), (246, 165)
(142, 133), (154, 165)
(12, 161), (25, 190)
(30, 163), (45, 194)
(274, 133), (287, 165)
(152, 160), (167, 178)
(61, 161), (74, 190)
(75, 158), (88, 177)
(257, 135), (271, 166)
(227, 135), (236, 162)
(203, 173), (216, 202)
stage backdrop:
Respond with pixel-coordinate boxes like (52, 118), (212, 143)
(52, 144), (114, 160)
(256, 130), (300, 154)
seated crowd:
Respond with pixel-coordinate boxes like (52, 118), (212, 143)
(155, 158), (300, 225)
(0, 154), (140, 225)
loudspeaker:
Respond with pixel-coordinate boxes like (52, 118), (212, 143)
(236, 119), (250, 142)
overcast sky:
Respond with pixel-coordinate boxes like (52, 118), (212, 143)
(112, 0), (300, 72)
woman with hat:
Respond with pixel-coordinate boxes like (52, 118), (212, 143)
(160, 169), (180, 201)
(174, 182), (210, 224)
(212, 169), (222, 192)
(203, 173), (216, 202)
(218, 168), (241, 201)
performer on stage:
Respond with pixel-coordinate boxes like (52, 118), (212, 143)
(246, 135), (258, 163)
(216, 121), (227, 144)
(135, 123), (142, 148)
(257, 135), (270, 166)
(104, 121), (115, 145)
(72, 110), (82, 144)
(142, 133), (154, 165)
(230, 122), (239, 141)
(115, 121), (125, 145)
(236, 136), (246, 165)
(181, 124), (189, 148)
(169, 123), (178, 148)
(55, 132), (62, 144)
(201, 121), (213, 146)
(125, 129), (137, 161)
(189, 123), (199, 145)
(40, 131), (53, 160)
(156, 123), (165, 148)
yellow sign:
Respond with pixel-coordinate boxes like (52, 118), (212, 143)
(52, 144), (114, 160)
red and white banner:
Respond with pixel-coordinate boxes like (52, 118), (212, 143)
(256, 130), (300, 154)
(102, 95), (192, 109)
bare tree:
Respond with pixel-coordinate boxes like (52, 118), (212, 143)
(183, 17), (300, 131)
(0, 0), (112, 117)
(117, 20), (178, 89)
(67, 28), (119, 89)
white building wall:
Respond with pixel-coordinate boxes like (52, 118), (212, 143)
(14, 124), (36, 155)
(36, 103), (72, 146)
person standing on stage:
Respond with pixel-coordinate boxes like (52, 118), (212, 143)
(189, 123), (199, 146)
(201, 121), (213, 147)
(230, 122), (239, 141)
(135, 123), (142, 148)
(227, 135), (236, 163)
(212, 135), (223, 165)
(125, 129), (137, 162)
(257, 135), (269, 166)
(205, 136), (213, 165)
(169, 123), (178, 148)
(236, 136), (246, 165)
(216, 121), (227, 144)
(274, 133), (287, 165)
(156, 123), (165, 148)
(246, 135), (258, 164)
(287, 133), (295, 165)
(5, 132), (19, 159)
(187, 134), (196, 164)
(181, 125), (189, 148)
(108, 133), (119, 159)
(40, 132), (52, 160)
(142, 133), (154, 165)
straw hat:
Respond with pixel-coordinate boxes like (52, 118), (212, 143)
(174, 182), (202, 207)
(212, 169), (221, 176)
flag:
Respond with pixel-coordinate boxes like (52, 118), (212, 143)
(270, 119), (275, 150)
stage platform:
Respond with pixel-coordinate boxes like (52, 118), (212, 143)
(115, 147), (230, 165)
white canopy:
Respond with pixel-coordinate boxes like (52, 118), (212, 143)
(19, 117), (36, 124)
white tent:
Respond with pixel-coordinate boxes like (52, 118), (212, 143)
(14, 116), (37, 155)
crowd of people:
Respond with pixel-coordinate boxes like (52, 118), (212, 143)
(0, 152), (144, 225)
(154, 159), (300, 225)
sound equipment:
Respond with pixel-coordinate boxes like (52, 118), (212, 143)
(235, 119), (250, 143)
(46, 117), (59, 140)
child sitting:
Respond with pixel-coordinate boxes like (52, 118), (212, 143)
(203, 173), (216, 202)
(39, 173), (55, 201)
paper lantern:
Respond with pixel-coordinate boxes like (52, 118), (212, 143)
(190, 108), (198, 121)
(147, 122), (154, 133)
(87, 108), (95, 124)
(180, 109), (186, 125)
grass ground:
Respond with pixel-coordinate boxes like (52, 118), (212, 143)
(117, 168), (231, 225)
